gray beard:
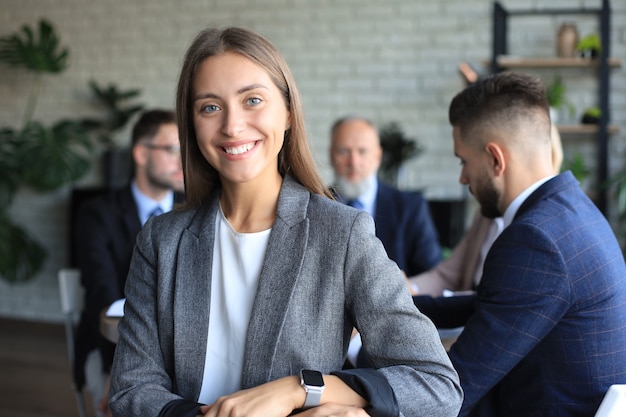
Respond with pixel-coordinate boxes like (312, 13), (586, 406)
(334, 175), (375, 200)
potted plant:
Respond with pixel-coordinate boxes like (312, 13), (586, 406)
(546, 76), (575, 123)
(0, 19), (93, 283)
(80, 80), (144, 188)
(576, 33), (602, 59)
(378, 122), (423, 187)
(581, 106), (601, 124)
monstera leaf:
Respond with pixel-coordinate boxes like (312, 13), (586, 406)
(0, 128), (22, 209)
(0, 210), (46, 284)
(0, 19), (69, 73)
(81, 80), (144, 147)
(18, 120), (93, 191)
(0, 20), (92, 284)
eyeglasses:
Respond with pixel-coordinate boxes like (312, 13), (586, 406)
(142, 143), (181, 157)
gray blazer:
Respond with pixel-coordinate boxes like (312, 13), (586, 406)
(110, 176), (462, 417)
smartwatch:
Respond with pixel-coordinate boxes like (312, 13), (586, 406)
(299, 369), (325, 409)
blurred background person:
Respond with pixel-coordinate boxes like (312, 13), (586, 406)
(330, 116), (441, 276)
(73, 109), (185, 416)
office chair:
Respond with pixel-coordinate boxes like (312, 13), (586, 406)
(58, 268), (89, 417)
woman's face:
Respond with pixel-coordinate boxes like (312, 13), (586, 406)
(192, 51), (290, 185)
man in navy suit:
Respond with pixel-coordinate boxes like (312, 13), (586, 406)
(447, 71), (626, 416)
(329, 116), (442, 277)
(73, 109), (185, 416)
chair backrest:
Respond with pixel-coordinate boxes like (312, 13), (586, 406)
(57, 268), (89, 417)
(58, 268), (84, 317)
(595, 384), (626, 417)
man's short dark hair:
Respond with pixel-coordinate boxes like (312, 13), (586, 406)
(131, 109), (176, 146)
(448, 72), (549, 136)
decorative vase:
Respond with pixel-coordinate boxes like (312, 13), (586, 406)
(556, 23), (579, 58)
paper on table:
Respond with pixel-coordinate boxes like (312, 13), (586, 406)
(106, 298), (126, 317)
(442, 289), (476, 298)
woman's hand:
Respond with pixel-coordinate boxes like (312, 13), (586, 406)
(197, 374), (366, 417)
(296, 403), (369, 417)
(198, 376), (302, 417)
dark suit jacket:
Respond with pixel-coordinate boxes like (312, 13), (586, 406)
(373, 181), (442, 275)
(449, 172), (626, 417)
(72, 185), (183, 388)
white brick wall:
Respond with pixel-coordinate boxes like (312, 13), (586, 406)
(0, 0), (624, 321)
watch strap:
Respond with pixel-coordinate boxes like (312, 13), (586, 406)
(300, 369), (325, 409)
(303, 385), (324, 408)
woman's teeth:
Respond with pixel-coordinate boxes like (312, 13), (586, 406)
(224, 142), (254, 155)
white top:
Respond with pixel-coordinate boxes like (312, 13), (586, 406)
(197, 206), (271, 404)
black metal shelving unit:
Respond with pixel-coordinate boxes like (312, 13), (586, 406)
(490, 0), (614, 215)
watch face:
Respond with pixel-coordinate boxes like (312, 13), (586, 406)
(301, 369), (324, 387)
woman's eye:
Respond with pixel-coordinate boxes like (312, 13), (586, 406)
(246, 97), (262, 106)
(201, 104), (220, 113)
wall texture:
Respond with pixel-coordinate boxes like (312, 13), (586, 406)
(1, 0), (624, 322)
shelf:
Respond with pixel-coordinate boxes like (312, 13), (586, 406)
(493, 56), (622, 69)
(556, 124), (619, 135)
(491, 0), (615, 214)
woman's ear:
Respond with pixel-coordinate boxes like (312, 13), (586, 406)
(484, 142), (505, 176)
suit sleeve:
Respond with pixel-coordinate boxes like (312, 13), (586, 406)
(109, 219), (184, 416)
(448, 222), (569, 416)
(346, 211), (463, 417)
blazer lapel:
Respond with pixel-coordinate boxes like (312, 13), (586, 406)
(241, 177), (310, 388)
(173, 197), (218, 399)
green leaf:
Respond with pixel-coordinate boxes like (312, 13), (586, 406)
(83, 80), (144, 146)
(0, 210), (46, 284)
(17, 120), (93, 191)
(0, 19), (69, 74)
(0, 127), (23, 209)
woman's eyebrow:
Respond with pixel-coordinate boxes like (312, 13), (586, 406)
(194, 84), (269, 102)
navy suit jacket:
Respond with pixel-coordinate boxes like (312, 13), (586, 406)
(373, 181), (442, 275)
(72, 185), (183, 388)
(73, 185), (142, 388)
(449, 172), (626, 417)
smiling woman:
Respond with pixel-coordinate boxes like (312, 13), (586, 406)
(191, 52), (291, 201)
(108, 26), (462, 417)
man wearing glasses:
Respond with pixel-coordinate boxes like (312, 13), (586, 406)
(73, 109), (184, 417)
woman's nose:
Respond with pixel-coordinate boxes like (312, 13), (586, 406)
(221, 108), (245, 137)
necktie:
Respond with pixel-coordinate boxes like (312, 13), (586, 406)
(149, 206), (164, 218)
(347, 199), (364, 210)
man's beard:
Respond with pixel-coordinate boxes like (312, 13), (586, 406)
(334, 175), (375, 200)
(147, 167), (184, 193)
(474, 174), (501, 219)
